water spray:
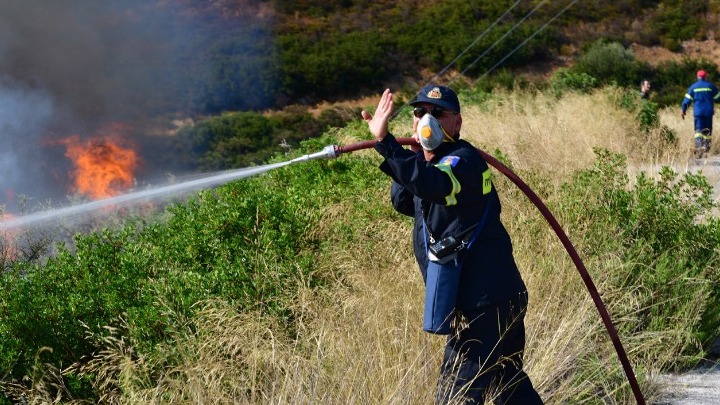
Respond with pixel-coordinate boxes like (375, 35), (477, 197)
(1, 147), (348, 232)
(0, 161), (294, 231)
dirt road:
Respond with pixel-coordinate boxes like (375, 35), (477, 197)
(653, 362), (720, 405)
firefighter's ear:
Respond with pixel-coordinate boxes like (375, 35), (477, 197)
(452, 113), (463, 137)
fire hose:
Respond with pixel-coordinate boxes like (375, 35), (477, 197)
(294, 137), (646, 405)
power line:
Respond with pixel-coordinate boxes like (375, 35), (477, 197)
(475, 0), (579, 82)
(427, 0), (523, 84)
(392, 0), (578, 119)
(391, 0), (525, 120)
(459, 0), (548, 77)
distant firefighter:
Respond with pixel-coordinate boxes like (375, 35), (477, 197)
(681, 70), (720, 158)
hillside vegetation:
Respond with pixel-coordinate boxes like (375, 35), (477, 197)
(172, 0), (720, 110)
(177, 39), (719, 171)
(145, 0), (720, 173)
(1, 83), (720, 403)
(104, 0), (720, 115)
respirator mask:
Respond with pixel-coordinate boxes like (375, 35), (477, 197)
(417, 113), (453, 151)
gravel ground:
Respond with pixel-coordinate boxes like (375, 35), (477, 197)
(652, 361), (720, 405)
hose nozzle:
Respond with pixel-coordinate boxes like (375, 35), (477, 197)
(290, 145), (340, 163)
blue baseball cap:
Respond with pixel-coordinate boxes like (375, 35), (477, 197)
(410, 84), (460, 113)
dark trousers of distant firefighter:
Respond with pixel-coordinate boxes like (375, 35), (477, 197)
(694, 115), (713, 158)
(436, 293), (543, 405)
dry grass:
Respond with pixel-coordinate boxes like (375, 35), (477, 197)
(21, 89), (707, 404)
(292, 89), (699, 404)
(462, 89), (692, 175)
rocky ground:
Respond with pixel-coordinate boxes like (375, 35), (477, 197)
(653, 361), (720, 405)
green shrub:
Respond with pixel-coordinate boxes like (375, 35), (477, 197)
(637, 100), (660, 132)
(176, 111), (275, 170)
(570, 41), (651, 88)
(652, 57), (720, 108)
(550, 68), (599, 96)
(459, 86), (496, 107)
(175, 108), (350, 171)
(562, 148), (720, 359)
(278, 30), (393, 99)
(473, 68), (529, 92)
(608, 84), (662, 132)
(187, 30), (282, 114)
(649, 1), (708, 47)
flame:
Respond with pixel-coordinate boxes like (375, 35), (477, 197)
(60, 134), (138, 200)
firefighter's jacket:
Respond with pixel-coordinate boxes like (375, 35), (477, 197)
(374, 134), (527, 310)
(682, 79), (720, 117)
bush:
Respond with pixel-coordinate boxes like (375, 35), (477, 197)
(185, 29), (282, 114)
(175, 108), (350, 171)
(550, 68), (599, 96)
(609, 85), (662, 132)
(176, 111), (276, 170)
(562, 148), (720, 359)
(637, 100), (660, 132)
(473, 68), (530, 92)
(652, 57), (720, 108)
(570, 41), (651, 88)
(649, 1), (708, 47)
(278, 30), (393, 100)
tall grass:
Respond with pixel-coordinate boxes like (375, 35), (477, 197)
(6, 88), (718, 404)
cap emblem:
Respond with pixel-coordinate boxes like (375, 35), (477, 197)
(426, 87), (443, 99)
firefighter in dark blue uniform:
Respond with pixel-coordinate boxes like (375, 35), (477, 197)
(681, 70), (720, 157)
(361, 85), (543, 404)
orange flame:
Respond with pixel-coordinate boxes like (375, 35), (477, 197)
(60, 135), (138, 200)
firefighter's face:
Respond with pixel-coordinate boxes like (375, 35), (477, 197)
(412, 102), (462, 139)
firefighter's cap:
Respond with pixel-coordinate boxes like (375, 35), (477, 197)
(410, 84), (460, 113)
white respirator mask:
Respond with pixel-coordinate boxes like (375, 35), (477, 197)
(417, 113), (453, 150)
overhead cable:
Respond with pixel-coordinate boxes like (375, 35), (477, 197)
(459, 0), (548, 77)
(427, 0), (523, 84)
(475, 0), (580, 82)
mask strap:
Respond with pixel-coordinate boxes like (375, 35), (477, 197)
(441, 127), (456, 143)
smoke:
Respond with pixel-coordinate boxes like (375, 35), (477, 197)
(0, 1), (277, 211)
(0, 78), (56, 206)
(0, 1), (182, 123)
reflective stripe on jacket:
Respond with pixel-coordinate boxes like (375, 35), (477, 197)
(682, 79), (720, 116)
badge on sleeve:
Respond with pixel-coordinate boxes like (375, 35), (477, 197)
(438, 156), (460, 167)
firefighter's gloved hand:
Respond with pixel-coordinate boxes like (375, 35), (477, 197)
(681, 110), (686, 120)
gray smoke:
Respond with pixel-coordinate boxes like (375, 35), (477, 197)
(0, 1), (182, 125)
(0, 78), (55, 207)
(0, 1), (274, 211)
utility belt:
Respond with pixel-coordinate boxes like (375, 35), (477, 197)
(422, 200), (492, 334)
